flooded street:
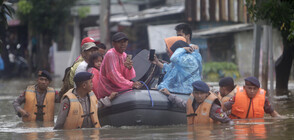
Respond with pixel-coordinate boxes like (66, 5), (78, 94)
(1, 79), (294, 139)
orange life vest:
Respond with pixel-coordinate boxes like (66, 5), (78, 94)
(62, 89), (101, 129)
(22, 85), (55, 122)
(230, 87), (266, 119)
(186, 92), (219, 124)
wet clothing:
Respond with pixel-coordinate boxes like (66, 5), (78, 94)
(220, 86), (238, 104)
(158, 48), (202, 94)
(186, 93), (223, 124)
(75, 61), (88, 75)
(12, 85), (59, 121)
(87, 67), (100, 98)
(167, 94), (231, 123)
(97, 48), (136, 99)
(56, 89), (100, 129)
(224, 88), (274, 119)
(219, 85), (239, 116)
(54, 89), (112, 129)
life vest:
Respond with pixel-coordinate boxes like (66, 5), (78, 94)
(22, 85), (55, 122)
(186, 92), (219, 124)
(220, 85), (239, 105)
(230, 87), (266, 119)
(62, 89), (101, 129)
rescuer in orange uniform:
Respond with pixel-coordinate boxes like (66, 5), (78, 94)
(161, 80), (232, 124)
(12, 70), (59, 122)
(223, 76), (281, 119)
(54, 72), (117, 129)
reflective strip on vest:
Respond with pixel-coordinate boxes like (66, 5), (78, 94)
(186, 93), (218, 124)
(63, 89), (100, 129)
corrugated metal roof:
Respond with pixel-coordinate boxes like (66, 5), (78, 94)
(192, 24), (253, 38)
(110, 5), (184, 22)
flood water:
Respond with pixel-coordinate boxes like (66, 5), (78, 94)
(1, 79), (294, 139)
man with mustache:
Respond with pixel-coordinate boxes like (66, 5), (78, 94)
(96, 32), (142, 99)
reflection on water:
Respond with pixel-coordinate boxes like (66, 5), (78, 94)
(1, 79), (294, 139)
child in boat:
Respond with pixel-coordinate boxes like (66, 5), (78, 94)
(86, 52), (118, 101)
(87, 52), (103, 98)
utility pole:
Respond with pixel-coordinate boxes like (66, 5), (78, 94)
(68, 16), (81, 66)
(100, 0), (111, 49)
(261, 25), (269, 91)
(269, 25), (274, 100)
(252, 24), (262, 78)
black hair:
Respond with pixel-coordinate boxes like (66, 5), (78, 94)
(175, 23), (192, 41)
(87, 52), (103, 70)
(97, 43), (106, 50)
(170, 40), (189, 53)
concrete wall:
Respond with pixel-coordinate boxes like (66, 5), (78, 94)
(234, 28), (283, 78)
(54, 50), (71, 78)
(234, 30), (254, 77)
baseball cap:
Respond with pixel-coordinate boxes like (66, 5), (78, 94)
(81, 42), (98, 52)
(112, 32), (128, 42)
(81, 37), (95, 47)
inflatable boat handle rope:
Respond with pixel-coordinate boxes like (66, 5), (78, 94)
(139, 81), (154, 107)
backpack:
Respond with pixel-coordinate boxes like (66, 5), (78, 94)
(59, 66), (73, 99)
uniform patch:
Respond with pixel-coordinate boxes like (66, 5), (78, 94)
(216, 108), (225, 118)
(219, 112), (225, 118)
(73, 110), (78, 115)
(229, 96), (235, 102)
(63, 103), (69, 110)
(20, 92), (25, 97)
(215, 108), (221, 113)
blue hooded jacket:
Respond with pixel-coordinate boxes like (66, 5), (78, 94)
(158, 41), (202, 94)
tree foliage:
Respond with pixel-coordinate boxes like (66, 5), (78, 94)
(203, 62), (240, 81)
(0, 0), (15, 29)
(246, 0), (294, 40)
(78, 6), (90, 19)
(17, 0), (76, 38)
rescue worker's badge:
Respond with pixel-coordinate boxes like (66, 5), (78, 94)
(63, 103), (69, 110)
(219, 113), (225, 118)
(73, 110), (78, 115)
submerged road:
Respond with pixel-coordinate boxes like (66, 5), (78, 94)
(0, 78), (294, 139)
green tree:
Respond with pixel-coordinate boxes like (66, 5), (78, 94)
(0, 0), (14, 29)
(247, 0), (294, 95)
(17, 0), (75, 71)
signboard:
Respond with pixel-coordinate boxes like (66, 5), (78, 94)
(147, 23), (180, 54)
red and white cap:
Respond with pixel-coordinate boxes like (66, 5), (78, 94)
(81, 37), (95, 47)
